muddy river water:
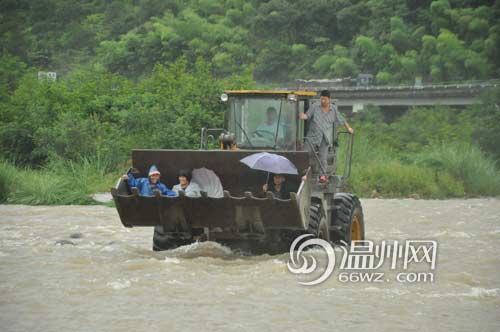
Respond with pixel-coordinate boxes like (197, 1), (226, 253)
(1, 199), (499, 331)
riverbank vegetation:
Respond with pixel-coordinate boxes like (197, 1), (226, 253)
(0, 157), (120, 205)
(1, 0), (499, 203)
(344, 95), (500, 198)
(0, 67), (498, 203)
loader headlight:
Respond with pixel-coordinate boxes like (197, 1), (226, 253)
(220, 93), (228, 102)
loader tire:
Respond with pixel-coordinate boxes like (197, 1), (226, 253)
(308, 203), (330, 241)
(152, 225), (193, 251)
(331, 193), (364, 244)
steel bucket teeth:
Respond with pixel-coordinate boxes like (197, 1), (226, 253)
(111, 187), (306, 231)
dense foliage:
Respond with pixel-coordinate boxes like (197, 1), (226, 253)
(0, 58), (253, 167)
(0, 0), (499, 202)
(344, 97), (500, 197)
(1, 0), (499, 83)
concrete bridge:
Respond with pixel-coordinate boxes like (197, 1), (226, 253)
(289, 80), (499, 112)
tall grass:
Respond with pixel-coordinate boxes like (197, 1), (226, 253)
(350, 161), (465, 198)
(416, 144), (500, 196)
(0, 161), (17, 203)
(0, 156), (121, 205)
(1, 140), (499, 204)
(45, 155), (120, 194)
(338, 135), (466, 198)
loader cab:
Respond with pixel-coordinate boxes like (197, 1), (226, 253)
(222, 91), (316, 151)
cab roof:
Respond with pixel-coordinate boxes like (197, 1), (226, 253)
(225, 90), (317, 97)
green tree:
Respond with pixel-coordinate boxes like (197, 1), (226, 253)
(352, 35), (378, 73)
(0, 53), (27, 103)
(468, 88), (500, 160)
(331, 57), (358, 77)
(389, 16), (414, 54)
(313, 54), (336, 75)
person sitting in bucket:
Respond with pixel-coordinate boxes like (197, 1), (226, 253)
(121, 165), (176, 196)
(172, 169), (201, 197)
(262, 173), (292, 200)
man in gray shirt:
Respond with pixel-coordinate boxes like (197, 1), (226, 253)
(299, 90), (354, 183)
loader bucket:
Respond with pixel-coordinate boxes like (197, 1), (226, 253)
(111, 150), (312, 236)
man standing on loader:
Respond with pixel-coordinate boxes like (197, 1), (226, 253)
(299, 90), (354, 183)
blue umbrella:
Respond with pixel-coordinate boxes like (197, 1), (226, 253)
(240, 152), (298, 175)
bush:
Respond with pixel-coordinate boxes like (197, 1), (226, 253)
(337, 135), (465, 198)
(10, 170), (88, 205)
(0, 157), (121, 205)
(416, 143), (500, 196)
(350, 160), (464, 198)
(0, 161), (17, 202)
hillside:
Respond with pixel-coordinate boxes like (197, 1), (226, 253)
(1, 0), (499, 83)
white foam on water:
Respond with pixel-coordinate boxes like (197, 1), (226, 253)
(164, 257), (181, 264)
(225, 285), (245, 295)
(467, 287), (500, 298)
(8, 231), (23, 239)
(167, 241), (235, 258)
(418, 287), (500, 299)
(107, 279), (132, 290)
(386, 288), (410, 296)
(101, 246), (115, 252)
(321, 288), (337, 294)
(450, 231), (473, 238)
(166, 279), (184, 285)
(426, 229), (473, 238)
(448, 272), (481, 287)
(76, 242), (97, 249)
(364, 286), (382, 292)
(428, 230), (448, 237)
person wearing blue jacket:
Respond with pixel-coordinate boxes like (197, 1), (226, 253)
(121, 165), (176, 197)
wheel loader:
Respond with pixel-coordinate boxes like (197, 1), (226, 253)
(111, 90), (365, 254)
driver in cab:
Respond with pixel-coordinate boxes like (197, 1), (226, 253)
(254, 107), (284, 144)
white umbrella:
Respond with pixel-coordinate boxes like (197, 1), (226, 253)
(240, 152), (298, 183)
(240, 152), (298, 175)
(192, 167), (224, 198)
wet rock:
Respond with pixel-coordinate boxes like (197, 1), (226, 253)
(69, 233), (83, 239)
(55, 239), (75, 246)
